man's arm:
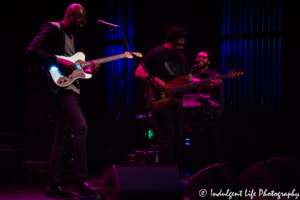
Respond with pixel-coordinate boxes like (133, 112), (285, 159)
(186, 74), (193, 83)
(25, 22), (77, 72)
(84, 61), (101, 74)
(192, 75), (222, 88)
(25, 22), (58, 66)
(135, 65), (166, 90)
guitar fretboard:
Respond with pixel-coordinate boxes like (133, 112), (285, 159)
(170, 74), (231, 94)
(80, 54), (127, 68)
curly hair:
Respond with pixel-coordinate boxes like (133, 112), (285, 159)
(165, 26), (188, 43)
(196, 49), (212, 61)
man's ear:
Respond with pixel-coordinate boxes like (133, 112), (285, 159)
(66, 14), (72, 22)
(208, 60), (211, 65)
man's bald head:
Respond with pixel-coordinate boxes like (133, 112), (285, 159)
(65, 4), (86, 19)
(63, 4), (87, 35)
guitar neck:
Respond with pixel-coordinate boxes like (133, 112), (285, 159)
(80, 54), (127, 68)
(170, 74), (231, 94)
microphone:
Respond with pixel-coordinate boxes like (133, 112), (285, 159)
(97, 20), (120, 28)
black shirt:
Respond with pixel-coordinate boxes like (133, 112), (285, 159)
(142, 45), (191, 82)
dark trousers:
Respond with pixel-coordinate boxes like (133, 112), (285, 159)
(202, 124), (223, 163)
(151, 103), (183, 165)
(190, 123), (223, 170)
(48, 90), (88, 183)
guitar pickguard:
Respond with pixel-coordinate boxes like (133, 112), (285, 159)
(49, 51), (142, 88)
(49, 66), (91, 87)
(149, 91), (169, 110)
(148, 77), (187, 111)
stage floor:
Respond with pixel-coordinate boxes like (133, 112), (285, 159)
(0, 171), (297, 200)
(0, 172), (190, 200)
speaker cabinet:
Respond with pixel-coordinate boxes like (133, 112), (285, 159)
(239, 157), (300, 191)
(100, 165), (184, 200)
(184, 163), (244, 200)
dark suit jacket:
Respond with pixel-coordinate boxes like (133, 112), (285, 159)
(25, 21), (84, 69)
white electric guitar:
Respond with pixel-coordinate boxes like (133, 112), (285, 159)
(49, 51), (142, 87)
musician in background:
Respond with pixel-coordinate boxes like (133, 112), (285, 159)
(135, 27), (220, 165)
(25, 4), (100, 197)
(135, 27), (191, 165)
(192, 49), (224, 166)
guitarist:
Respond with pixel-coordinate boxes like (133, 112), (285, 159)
(135, 27), (220, 166)
(191, 49), (225, 167)
(25, 4), (100, 197)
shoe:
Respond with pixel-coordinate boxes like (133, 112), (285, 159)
(77, 180), (100, 193)
(45, 185), (79, 198)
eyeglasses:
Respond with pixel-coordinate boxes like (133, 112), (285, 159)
(71, 16), (87, 26)
(197, 56), (208, 59)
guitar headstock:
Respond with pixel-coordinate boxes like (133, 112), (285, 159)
(124, 52), (143, 59)
(229, 69), (244, 79)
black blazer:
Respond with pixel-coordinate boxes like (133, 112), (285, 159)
(25, 21), (84, 69)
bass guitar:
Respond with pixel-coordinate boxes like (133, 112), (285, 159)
(49, 51), (142, 87)
(148, 71), (243, 111)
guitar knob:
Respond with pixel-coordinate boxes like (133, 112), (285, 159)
(67, 75), (70, 78)
(64, 79), (68, 82)
(59, 80), (62, 84)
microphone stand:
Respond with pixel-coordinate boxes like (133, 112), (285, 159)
(107, 26), (159, 164)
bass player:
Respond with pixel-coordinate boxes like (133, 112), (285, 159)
(135, 26), (221, 166)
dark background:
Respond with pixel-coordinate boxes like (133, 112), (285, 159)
(1, 0), (299, 174)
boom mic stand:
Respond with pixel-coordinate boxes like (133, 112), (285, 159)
(105, 25), (159, 164)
